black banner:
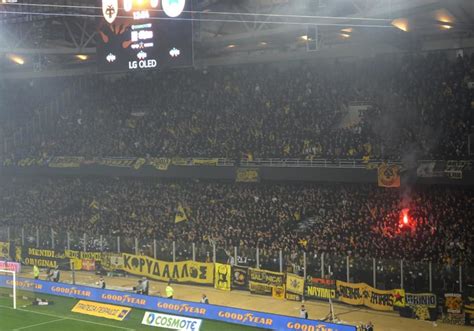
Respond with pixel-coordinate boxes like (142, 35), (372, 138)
(305, 277), (336, 300)
(305, 285), (336, 300)
(231, 266), (249, 290)
(248, 268), (284, 296)
(18, 247), (70, 270)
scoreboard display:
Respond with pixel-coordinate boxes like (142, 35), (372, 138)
(97, 0), (193, 72)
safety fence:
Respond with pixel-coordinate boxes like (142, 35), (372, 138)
(0, 225), (471, 297)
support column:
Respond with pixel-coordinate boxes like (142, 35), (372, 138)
(373, 258), (376, 288)
(256, 247), (260, 269)
(36, 228), (39, 248)
(212, 243), (216, 263)
(234, 247), (238, 266)
(21, 228), (25, 246)
(134, 237), (139, 255)
(192, 243), (196, 262)
(172, 241), (176, 262)
(51, 228), (55, 250)
(400, 259), (404, 289)
(117, 236), (121, 253)
(346, 256), (350, 282)
(303, 251), (307, 279)
(321, 253), (325, 278)
(279, 250), (283, 273)
(153, 239), (157, 259)
(100, 235), (103, 252)
(67, 232), (70, 250)
(429, 261), (432, 292)
(83, 233), (87, 252)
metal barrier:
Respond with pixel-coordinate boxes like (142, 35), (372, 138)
(1, 226), (470, 294)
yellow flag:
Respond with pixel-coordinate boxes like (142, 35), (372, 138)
(89, 199), (99, 209)
(175, 203), (188, 223)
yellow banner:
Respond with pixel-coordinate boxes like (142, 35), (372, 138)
(336, 281), (403, 311)
(70, 258), (83, 270)
(121, 253), (214, 284)
(48, 156), (84, 168)
(393, 289), (406, 308)
(72, 300), (131, 321)
(336, 281), (365, 306)
(378, 163), (401, 188)
(101, 253), (124, 271)
(65, 250), (102, 261)
(272, 285), (285, 300)
(364, 286), (397, 311)
(0, 242), (10, 259)
(192, 158), (219, 166)
(214, 263), (231, 291)
(236, 168), (260, 183)
(286, 273), (304, 295)
(147, 157), (171, 171)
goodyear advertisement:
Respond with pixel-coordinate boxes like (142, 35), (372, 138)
(305, 277), (336, 300)
(121, 253), (214, 285)
(214, 263), (231, 291)
(17, 247), (70, 269)
(249, 268), (285, 296)
(336, 281), (403, 311)
(71, 300), (131, 321)
(0, 275), (356, 331)
(231, 266), (249, 290)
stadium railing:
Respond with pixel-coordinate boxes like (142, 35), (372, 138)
(0, 225), (471, 295)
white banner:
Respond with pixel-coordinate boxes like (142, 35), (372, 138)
(142, 312), (202, 331)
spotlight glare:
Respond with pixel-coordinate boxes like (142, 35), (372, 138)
(9, 55), (24, 65)
(391, 18), (409, 32)
(76, 54), (88, 61)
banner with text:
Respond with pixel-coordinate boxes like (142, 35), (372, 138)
(249, 268), (285, 296)
(336, 281), (403, 311)
(121, 253), (214, 285)
(18, 247), (70, 270)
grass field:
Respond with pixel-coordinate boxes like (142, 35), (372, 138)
(0, 290), (264, 331)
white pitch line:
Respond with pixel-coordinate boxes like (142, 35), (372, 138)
(0, 305), (135, 331)
(13, 318), (65, 330)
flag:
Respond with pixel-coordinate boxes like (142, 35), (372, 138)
(378, 163), (400, 188)
(89, 199), (99, 209)
(175, 203), (188, 223)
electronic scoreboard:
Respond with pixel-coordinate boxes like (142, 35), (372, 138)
(97, 0), (193, 72)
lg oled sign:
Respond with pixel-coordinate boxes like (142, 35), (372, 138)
(97, 0), (193, 72)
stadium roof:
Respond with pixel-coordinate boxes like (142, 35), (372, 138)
(0, 0), (473, 78)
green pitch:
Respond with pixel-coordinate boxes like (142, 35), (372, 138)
(0, 290), (264, 331)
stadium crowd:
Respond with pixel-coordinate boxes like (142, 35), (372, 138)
(1, 53), (473, 160)
(0, 177), (472, 268)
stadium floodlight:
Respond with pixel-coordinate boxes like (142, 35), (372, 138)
(391, 18), (409, 32)
(8, 54), (24, 65)
(0, 269), (17, 309)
